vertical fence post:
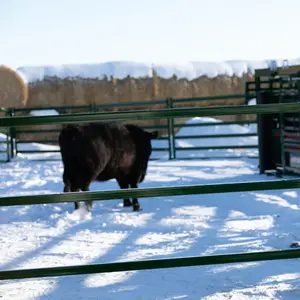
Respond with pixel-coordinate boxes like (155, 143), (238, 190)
(166, 98), (176, 160)
(245, 82), (249, 104)
(169, 98), (176, 159)
(88, 103), (93, 113)
(12, 108), (17, 157)
(89, 103), (97, 113)
(166, 99), (173, 160)
(278, 79), (286, 176)
(7, 108), (15, 159)
(6, 126), (11, 162)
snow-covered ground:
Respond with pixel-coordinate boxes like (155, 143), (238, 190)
(2, 117), (300, 299)
(15, 58), (300, 83)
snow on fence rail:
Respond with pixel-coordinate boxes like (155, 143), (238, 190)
(1, 179), (300, 280)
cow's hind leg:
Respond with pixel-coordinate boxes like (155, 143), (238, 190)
(130, 182), (141, 212)
(63, 180), (71, 193)
(116, 178), (132, 207)
(63, 180), (80, 210)
(82, 184), (92, 211)
(70, 186), (81, 210)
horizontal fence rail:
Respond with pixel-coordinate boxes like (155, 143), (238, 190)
(14, 123), (170, 134)
(11, 94), (246, 113)
(1, 179), (300, 207)
(175, 133), (257, 139)
(173, 120), (257, 128)
(1, 248), (300, 281)
(171, 94), (245, 104)
(12, 99), (168, 113)
(174, 145), (258, 151)
(1, 102), (299, 128)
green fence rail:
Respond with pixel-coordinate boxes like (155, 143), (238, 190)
(2, 94), (251, 160)
(3, 102), (295, 128)
(1, 178), (299, 207)
(1, 178), (300, 281)
(2, 248), (300, 281)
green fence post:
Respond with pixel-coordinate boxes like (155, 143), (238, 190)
(166, 99), (173, 160)
(6, 126), (10, 162)
(12, 108), (17, 157)
(89, 103), (96, 113)
(7, 108), (15, 159)
(169, 98), (176, 159)
(245, 82), (252, 104)
(278, 79), (286, 175)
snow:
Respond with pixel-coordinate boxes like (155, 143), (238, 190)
(248, 98), (257, 106)
(16, 58), (300, 82)
(0, 132), (8, 161)
(2, 116), (300, 299)
(174, 117), (258, 159)
(29, 110), (59, 116)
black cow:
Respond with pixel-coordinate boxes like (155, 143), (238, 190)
(58, 121), (158, 212)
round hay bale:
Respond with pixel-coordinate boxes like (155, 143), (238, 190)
(0, 65), (28, 108)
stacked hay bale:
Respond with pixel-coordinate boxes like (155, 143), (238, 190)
(2, 64), (256, 144)
(0, 66), (63, 144)
(0, 65), (28, 109)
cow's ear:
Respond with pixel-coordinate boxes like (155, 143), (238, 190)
(149, 130), (159, 139)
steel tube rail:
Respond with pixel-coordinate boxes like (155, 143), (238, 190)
(0, 102), (299, 128)
(1, 248), (300, 280)
(0, 179), (300, 207)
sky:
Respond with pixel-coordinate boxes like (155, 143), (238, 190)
(1, 0), (300, 68)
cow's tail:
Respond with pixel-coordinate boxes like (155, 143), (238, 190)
(58, 124), (84, 158)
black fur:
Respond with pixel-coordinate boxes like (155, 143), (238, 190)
(58, 122), (158, 211)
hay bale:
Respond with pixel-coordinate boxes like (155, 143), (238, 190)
(0, 65), (28, 108)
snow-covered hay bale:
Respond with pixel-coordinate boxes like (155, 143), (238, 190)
(0, 65), (28, 108)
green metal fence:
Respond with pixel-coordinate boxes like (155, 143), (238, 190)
(4, 94), (256, 160)
(170, 95), (256, 159)
(1, 102), (300, 283)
